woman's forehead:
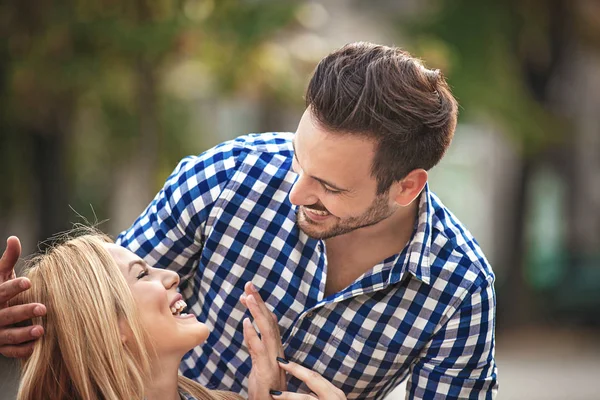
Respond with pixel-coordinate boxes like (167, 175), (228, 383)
(103, 243), (138, 268)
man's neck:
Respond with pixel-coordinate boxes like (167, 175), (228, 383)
(323, 200), (419, 296)
(144, 354), (182, 400)
(328, 199), (419, 253)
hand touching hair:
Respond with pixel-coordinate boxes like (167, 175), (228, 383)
(10, 229), (242, 400)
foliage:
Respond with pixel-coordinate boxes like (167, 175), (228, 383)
(0, 0), (302, 226)
(399, 0), (565, 155)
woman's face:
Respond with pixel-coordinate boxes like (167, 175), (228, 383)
(104, 244), (209, 356)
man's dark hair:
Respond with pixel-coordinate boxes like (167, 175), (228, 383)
(306, 42), (458, 194)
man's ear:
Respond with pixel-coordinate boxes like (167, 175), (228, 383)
(392, 169), (428, 207)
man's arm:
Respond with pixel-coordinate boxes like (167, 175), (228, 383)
(0, 138), (246, 358)
(116, 138), (244, 278)
(406, 277), (498, 399)
(0, 237), (46, 358)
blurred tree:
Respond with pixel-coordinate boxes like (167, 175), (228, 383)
(0, 0), (301, 245)
(401, 0), (600, 326)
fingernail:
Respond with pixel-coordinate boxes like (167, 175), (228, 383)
(20, 280), (29, 289)
(33, 306), (44, 316)
(276, 356), (289, 364)
(269, 390), (282, 395)
(249, 282), (257, 293)
(31, 327), (42, 337)
(247, 294), (256, 305)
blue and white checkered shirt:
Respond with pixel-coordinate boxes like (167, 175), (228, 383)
(178, 389), (196, 400)
(117, 132), (498, 400)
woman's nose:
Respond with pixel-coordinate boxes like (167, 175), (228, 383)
(162, 269), (180, 290)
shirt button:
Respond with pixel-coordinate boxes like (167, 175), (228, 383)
(306, 311), (314, 319)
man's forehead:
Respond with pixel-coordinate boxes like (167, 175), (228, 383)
(294, 119), (377, 188)
(295, 115), (375, 162)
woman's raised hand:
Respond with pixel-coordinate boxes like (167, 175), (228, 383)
(269, 359), (347, 400)
(241, 282), (287, 400)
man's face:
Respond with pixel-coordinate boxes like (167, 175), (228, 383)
(289, 109), (397, 240)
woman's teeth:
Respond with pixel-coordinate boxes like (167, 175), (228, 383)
(170, 299), (187, 316)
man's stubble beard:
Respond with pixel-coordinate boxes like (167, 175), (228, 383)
(295, 194), (394, 240)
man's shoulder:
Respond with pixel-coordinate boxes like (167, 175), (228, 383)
(212, 132), (294, 163)
(232, 132), (294, 154)
(171, 132), (294, 182)
(427, 191), (494, 290)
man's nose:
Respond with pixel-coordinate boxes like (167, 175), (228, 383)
(289, 174), (319, 206)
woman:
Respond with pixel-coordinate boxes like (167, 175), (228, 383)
(11, 229), (286, 400)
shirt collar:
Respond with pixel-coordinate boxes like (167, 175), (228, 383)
(388, 183), (433, 286)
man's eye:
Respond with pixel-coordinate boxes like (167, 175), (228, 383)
(323, 186), (341, 195)
(137, 269), (149, 279)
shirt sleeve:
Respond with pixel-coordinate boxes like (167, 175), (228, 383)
(406, 276), (499, 400)
(116, 139), (243, 278)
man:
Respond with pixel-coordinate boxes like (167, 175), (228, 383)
(0, 42), (498, 399)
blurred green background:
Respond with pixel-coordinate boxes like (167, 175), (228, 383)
(1, 1), (599, 399)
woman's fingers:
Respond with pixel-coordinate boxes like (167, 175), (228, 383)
(244, 282), (277, 329)
(276, 360), (346, 399)
(246, 295), (273, 336)
(246, 293), (286, 383)
(243, 317), (265, 358)
(270, 391), (317, 400)
(243, 283), (282, 355)
(242, 282), (288, 389)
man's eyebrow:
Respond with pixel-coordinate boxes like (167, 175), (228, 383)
(291, 137), (349, 193)
(128, 260), (145, 273)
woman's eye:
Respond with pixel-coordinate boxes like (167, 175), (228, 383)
(136, 269), (149, 280)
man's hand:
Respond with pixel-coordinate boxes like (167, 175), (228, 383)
(0, 236), (46, 358)
(241, 282), (287, 400)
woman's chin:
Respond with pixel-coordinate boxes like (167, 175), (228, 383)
(176, 320), (210, 349)
(191, 322), (210, 345)
(148, 317), (210, 357)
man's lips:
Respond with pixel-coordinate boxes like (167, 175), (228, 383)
(303, 207), (332, 222)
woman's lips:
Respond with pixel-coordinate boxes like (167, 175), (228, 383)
(169, 293), (183, 309)
(174, 313), (197, 320)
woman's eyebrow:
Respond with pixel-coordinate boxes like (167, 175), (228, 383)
(127, 259), (145, 273)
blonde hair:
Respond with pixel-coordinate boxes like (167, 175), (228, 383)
(12, 231), (241, 400)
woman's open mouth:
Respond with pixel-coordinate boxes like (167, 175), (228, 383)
(170, 299), (187, 316)
(169, 297), (197, 320)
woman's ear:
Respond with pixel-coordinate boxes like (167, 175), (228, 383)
(118, 318), (130, 345)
